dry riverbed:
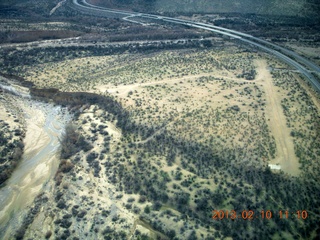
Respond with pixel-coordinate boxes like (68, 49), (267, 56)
(0, 93), (70, 239)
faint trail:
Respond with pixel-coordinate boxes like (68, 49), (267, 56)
(49, 0), (66, 15)
(135, 124), (168, 144)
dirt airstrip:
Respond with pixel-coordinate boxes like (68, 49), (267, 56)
(255, 59), (300, 176)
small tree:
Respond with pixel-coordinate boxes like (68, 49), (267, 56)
(144, 205), (150, 214)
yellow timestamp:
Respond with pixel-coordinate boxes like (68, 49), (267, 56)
(212, 210), (308, 220)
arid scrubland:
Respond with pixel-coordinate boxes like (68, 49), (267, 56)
(17, 45), (256, 90)
(0, 36), (318, 239)
(0, 3), (319, 237)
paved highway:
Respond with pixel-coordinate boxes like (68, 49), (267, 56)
(72, 0), (320, 93)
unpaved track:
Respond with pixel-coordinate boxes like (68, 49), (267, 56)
(97, 72), (243, 96)
(255, 59), (300, 176)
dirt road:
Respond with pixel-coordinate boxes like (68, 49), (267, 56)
(255, 59), (300, 176)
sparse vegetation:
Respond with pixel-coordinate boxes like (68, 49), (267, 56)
(0, 103), (24, 186)
(0, 1), (319, 239)
(60, 123), (92, 159)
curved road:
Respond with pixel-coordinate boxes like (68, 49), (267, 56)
(72, 0), (320, 93)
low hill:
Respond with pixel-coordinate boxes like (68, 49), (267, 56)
(90, 0), (320, 21)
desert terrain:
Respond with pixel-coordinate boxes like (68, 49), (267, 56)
(0, 0), (319, 239)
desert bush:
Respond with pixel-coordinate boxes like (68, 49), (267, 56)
(45, 230), (52, 239)
(60, 124), (92, 159)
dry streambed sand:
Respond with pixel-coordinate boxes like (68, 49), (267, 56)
(0, 98), (69, 239)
